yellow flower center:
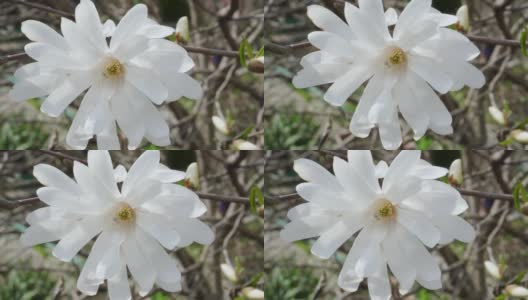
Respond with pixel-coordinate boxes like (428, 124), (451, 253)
(386, 47), (406, 66)
(375, 199), (396, 220)
(104, 58), (124, 78)
(114, 203), (135, 224)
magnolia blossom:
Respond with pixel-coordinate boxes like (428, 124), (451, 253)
(293, 0), (485, 149)
(21, 151), (214, 299)
(281, 151), (475, 299)
(9, 0), (202, 149)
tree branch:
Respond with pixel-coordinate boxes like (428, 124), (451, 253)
(6, 0), (74, 18)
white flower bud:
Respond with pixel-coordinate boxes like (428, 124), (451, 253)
(212, 116), (230, 135)
(241, 287), (265, 299)
(456, 5), (470, 32)
(511, 130), (528, 144)
(505, 285), (528, 298)
(220, 263), (238, 283)
(175, 16), (190, 44)
(184, 162), (199, 189)
(488, 106), (507, 126)
(448, 159), (463, 186)
(233, 140), (260, 150)
(484, 260), (502, 280)
(248, 56), (264, 73)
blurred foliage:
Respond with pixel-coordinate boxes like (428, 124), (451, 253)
(264, 267), (319, 300)
(265, 113), (320, 149)
(0, 118), (49, 149)
(0, 270), (56, 300)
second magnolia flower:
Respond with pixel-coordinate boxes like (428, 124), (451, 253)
(281, 150), (475, 299)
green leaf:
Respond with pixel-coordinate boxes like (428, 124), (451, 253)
(499, 137), (515, 146)
(247, 272), (264, 287)
(521, 26), (528, 57)
(249, 185), (264, 214)
(256, 46), (265, 57)
(238, 126), (254, 140)
(239, 39), (249, 67)
(512, 271), (527, 284)
(512, 181), (527, 212)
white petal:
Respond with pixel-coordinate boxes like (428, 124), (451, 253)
(171, 217), (214, 246)
(293, 158), (342, 191)
(411, 160), (448, 179)
(123, 236), (156, 295)
(344, 3), (386, 48)
(384, 8), (398, 26)
(432, 215), (475, 244)
(358, 0), (391, 40)
(280, 215), (336, 242)
(296, 182), (350, 210)
(292, 63), (351, 89)
(110, 4), (148, 51)
(135, 228), (182, 292)
(125, 64), (169, 104)
(41, 72), (93, 117)
(286, 203), (324, 220)
(394, 79), (429, 139)
(52, 216), (104, 261)
(75, 0), (107, 53)
(141, 185), (206, 218)
(33, 164), (80, 195)
(332, 157), (377, 208)
(382, 227), (416, 292)
(102, 19), (116, 37)
(129, 96), (170, 147)
(9, 80), (48, 102)
(307, 31), (355, 57)
(324, 64), (373, 106)
(165, 72), (203, 101)
(349, 73), (385, 138)
(20, 224), (62, 246)
(73, 161), (116, 205)
(346, 151), (380, 193)
(396, 20), (438, 51)
(397, 208), (440, 248)
(122, 150), (160, 195)
(21, 20), (68, 50)
(408, 54), (453, 94)
(382, 151), (421, 192)
(36, 187), (87, 212)
(150, 164), (186, 183)
(107, 262), (132, 300)
(110, 85), (145, 149)
(138, 23), (174, 39)
(60, 17), (103, 62)
(87, 151), (120, 196)
(127, 179), (161, 207)
(398, 227), (441, 284)
(394, 0), (432, 40)
(136, 211), (180, 249)
(352, 222), (387, 277)
(387, 179), (422, 204)
(114, 35), (150, 62)
(307, 5), (355, 39)
(367, 264), (391, 300)
(311, 218), (364, 259)
(24, 42), (75, 68)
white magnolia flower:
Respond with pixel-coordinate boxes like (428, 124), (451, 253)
(233, 140), (260, 150)
(511, 129), (528, 144)
(212, 115), (230, 135)
(9, 0), (203, 149)
(175, 16), (190, 44)
(448, 158), (463, 186)
(184, 162), (200, 189)
(456, 5), (470, 32)
(506, 285), (528, 298)
(488, 106), (507, 125)
(292, 0), (485, 149)
(281, 151), (475, 299)
(21, 151), (214, 299)
(220, 263), (239, 283)
(241, 287), (265, 299)
(484, 260), (503, 280)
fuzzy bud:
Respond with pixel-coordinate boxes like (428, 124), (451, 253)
(220, 263), (238, 283)
(248, 56), (264, 74)
(505, 285), (528, 298)
(456, 5), (470, 32)
(184, 162), (199, 190)
(175, 16), (190, 44)
(511, 130), (528, 144)
(241, 287), (265, 299)
(484, 260), (502, 280)
(489, 106), (507, 126)
(448, 159), (463, 187)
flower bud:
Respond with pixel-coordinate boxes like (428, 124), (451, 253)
(175, 16), (190, 44)
(511, 130), (528, 144)
(488, 106), (507, 126)
(184, 162), (199, 190)
(241, 287), (265, 300)
(505, 285), (528, 298)
(233, 140), (260, 150)
(484, 260), (502, 280)
(212, 116), (230, 135)
(220, 263), (238, 283)
(248, 56), (264, 74)
(448, 159), (463, 187)
(456, 5), (470, 32)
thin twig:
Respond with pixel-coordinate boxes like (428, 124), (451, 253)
(6, 0), (74, 18)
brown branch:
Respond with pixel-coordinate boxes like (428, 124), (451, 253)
(6, 0), (74, 18)
(39, 150), (87, 164)
(0, 46), (238, 66)
(218, 0), (240, 50)
(267, 33), (523, 56)
(269, 188), (514, 203)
